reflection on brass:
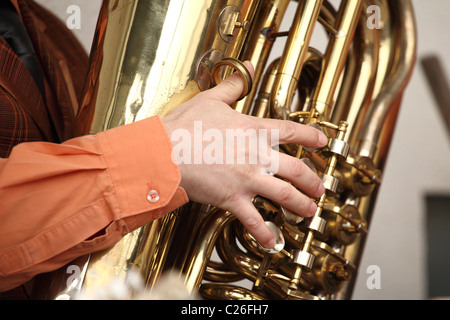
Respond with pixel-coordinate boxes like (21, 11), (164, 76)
(197, 50), (225, 92)
(218, 6), (250, 42)
(38, 0), (417, 300)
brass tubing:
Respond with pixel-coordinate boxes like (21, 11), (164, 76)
(200, 283), (266, 300)
(215, 223), (262, 283)
(283, 1), (363, 291)
(289, 125), (350, 290)
(338, 1), (417, 300)
(204, 261), (245, 283)
(357, 0), (417, 159)
(368, 0), (394, 101)
(252, 58), (280, 118)
(270, 0), (324, 120)
(295, 0), (362, 159)
(331, 1), (380, 146)
(215, 223), (300, 299)
(310, 0), (363, 120)
(234, 0), (290, 115)
(182, 209), (235, 294)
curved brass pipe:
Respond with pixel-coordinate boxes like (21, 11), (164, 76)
(182, 208), (235, 294)
(336, 0), (417, 299)
(357, 0), (417, 159)
(252, 58), (280, 118)
(214, 222), (294, 299)
(204, 261), (245, 283)
(200, 283), (266, 300)
(233, 0), (290, 115)
(215, 222), (261, 282)
(308, 0), (363, 121)
(331, 1), (380, 147)
(269, 0), (324, 120)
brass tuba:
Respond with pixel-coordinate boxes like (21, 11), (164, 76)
(39, 0), (417, 300)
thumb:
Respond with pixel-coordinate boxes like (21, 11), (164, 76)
(206, 60), (254, 105)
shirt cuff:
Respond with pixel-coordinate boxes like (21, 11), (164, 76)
(0, 116), (188, 291)
(95, 115), (189, 228)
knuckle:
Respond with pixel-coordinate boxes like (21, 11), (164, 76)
(281, 121), (298, 141)
(243, 216), (262, 230)
(309, 127), (319, 141)
(195, 90), (209, 101)
(302, 198), (314, 213)
(313, 128), (323, 145)
(279, 184), (293, 202)
(291, 159), (305, 178)
(313, 176), (324, 192)
(242, 115), (264, 132)
(241, 165), (256, 180)
(222, 187), (243, 209)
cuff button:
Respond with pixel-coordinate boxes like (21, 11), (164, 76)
(147, 190), (160, 203)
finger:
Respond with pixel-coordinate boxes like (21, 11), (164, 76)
(243, 60), (255, 76)
(275, 153), (325, 198)
(205, 61), (255, 106)
(252, 175), (317, 218)
(260, 118), (328, 149)
(230, 197), (275, 250)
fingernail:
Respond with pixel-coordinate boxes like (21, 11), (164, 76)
(264, 238), (276, 250)
(319, 133), (328, 146)
(316, 183), (325, 197)
(309, 202), (318, 216)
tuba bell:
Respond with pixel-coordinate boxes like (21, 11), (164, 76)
(35, 0), (417, 300)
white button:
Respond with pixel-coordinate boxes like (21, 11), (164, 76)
(147, 190), (160, 203)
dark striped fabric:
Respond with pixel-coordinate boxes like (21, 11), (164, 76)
(0, 0), (89, 158)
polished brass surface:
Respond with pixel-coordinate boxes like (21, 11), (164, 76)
(211, 57), (253, 99)
(40, 0), (416, 300)
(269, 0), (323, 120)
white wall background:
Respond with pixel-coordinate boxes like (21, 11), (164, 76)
(34, 0), (450, 300)
(351, 0), (450, 300)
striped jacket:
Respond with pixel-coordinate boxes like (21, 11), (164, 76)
(0, 0), (88, 157)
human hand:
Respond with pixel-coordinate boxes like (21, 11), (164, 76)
(162, 61), (327, 250)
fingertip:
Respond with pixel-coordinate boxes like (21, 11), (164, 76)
(262, 237), (276, 251)
(308, 202), (318, 217)
(318, 132), (328, 147)
(231, 200), (275, 252)
(249, 218), (275, 249)
(243, 60), (255, 77)
(316, 182), (325, 198)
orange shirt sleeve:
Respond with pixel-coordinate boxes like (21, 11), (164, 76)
(0, 116), (188, 292)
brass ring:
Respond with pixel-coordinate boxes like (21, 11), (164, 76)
(211, 58), (253, 100)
